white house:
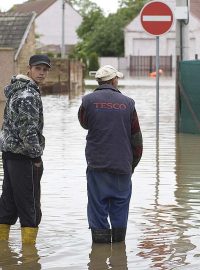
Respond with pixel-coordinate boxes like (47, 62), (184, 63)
(12, 0), (82, 54)
(124, 0), (200, 71)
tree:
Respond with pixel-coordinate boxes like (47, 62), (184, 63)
(117, 0), (149, 19)
(70, 8), (104, 61)
(68, 0), (100, 16)
(88, 52), (99, 71)
(86, 13), (125, 56)
(119, 0), (148, 10)
(77, 9), (104, 40)
(70, 0), (148, 59)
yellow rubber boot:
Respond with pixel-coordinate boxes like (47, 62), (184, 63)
(21, 227), (38, 244)
(0, 224), (10, 241)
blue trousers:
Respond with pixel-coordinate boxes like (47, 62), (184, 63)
(87, 168), (132, 229)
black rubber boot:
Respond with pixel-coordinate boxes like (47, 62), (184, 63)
(91, 229), (111, 243)
(112, 228), (127, 242)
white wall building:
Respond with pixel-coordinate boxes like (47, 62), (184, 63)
(124, 0), (200, 70)
(13, 0), (82, 52)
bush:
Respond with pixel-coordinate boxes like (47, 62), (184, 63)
(88, 52), (99, 71)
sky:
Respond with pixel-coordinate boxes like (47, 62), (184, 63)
(0, 0), (119, 14)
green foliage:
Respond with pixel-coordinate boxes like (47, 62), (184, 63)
(46, 52), (55, 58)
(117, 0), (149, 21)
(68, 0), (100, 16)
(86, 14), (125, 57)
(70, 0), (148, 59)
(88, 52), (99, 71)
(77, 9), (104, 40)
(119, 0), (148, 10)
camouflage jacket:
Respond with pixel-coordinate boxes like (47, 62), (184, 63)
(0, 74), (45, 160)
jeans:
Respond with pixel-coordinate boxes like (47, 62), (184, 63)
(87, 168), (132, 229)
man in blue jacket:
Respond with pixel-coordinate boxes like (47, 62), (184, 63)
(78, 65), (143, 243)
(0, 54), (51, 244)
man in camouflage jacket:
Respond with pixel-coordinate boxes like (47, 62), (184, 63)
(0, 54), (51, 244)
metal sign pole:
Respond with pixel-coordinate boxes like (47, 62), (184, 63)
(140, 1), (174, 139)
(61, 0), (65, 58)
(156, 36), (160, 139)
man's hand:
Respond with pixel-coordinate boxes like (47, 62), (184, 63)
(34, 162), (42, 168)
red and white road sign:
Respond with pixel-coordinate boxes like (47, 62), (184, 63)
(140, 1), (174, 36)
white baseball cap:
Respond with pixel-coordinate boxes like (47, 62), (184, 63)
(95, 65), (123, 81)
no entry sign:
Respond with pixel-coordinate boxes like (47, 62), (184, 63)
(140, 1), (174, 36)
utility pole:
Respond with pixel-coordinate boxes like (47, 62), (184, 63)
(176, 0), (189, 61)
(61, 0), (65, 58)
(175, 0), (189, 132)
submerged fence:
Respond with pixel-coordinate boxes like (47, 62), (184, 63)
(99, 55), (173, 77)
(130, 55), (173, 76)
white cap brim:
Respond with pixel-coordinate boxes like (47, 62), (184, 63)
(116, 71), (123, 78)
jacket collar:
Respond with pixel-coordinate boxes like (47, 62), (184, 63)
(94, 84), (121, 93)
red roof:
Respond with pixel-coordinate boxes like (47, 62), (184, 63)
(11, 0), (57, 16)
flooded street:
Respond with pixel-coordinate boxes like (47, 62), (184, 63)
(1, 77), (200, 269)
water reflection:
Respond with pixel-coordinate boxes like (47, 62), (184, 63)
(136, 132), (200, 269)
(137, 204), (196, 269)
(0, 242), (19, 269)
(110, 243), (128, 270)
(20, 245), (41, 270)
(174, 133), (200, 262)
(0, 79), (200, 269)
(0, 242), (41, 269)
(175, 134), (200, 206)
(88, 243), (111, 269)
(88, 242), (127, 270)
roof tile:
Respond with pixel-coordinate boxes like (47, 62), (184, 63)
(10, 0), (57, 16)
(0, 13), (34, 50)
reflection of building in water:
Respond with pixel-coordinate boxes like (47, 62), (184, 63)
(175, 134), (200, 206)
(173, 133), (200, 260)
(137, 205), (183, 270)
(137, 134), (199, 269)
(88, 242), (127, 270)
(137, 205), (196, 269)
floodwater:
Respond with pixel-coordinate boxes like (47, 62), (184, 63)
(0, 77), (200, 270)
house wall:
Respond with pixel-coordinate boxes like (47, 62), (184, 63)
(99, 57), (129, 73)
(0, 48), (15, 101)
(124, 14), (177, 69)
(188, 15), (200, 59)
(0, 22), (35, 101)
(124, 0), (200, 69)
(15, 24), (36, 74)
(36, 0), (82, 47)
(100, 57), (119, 69)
